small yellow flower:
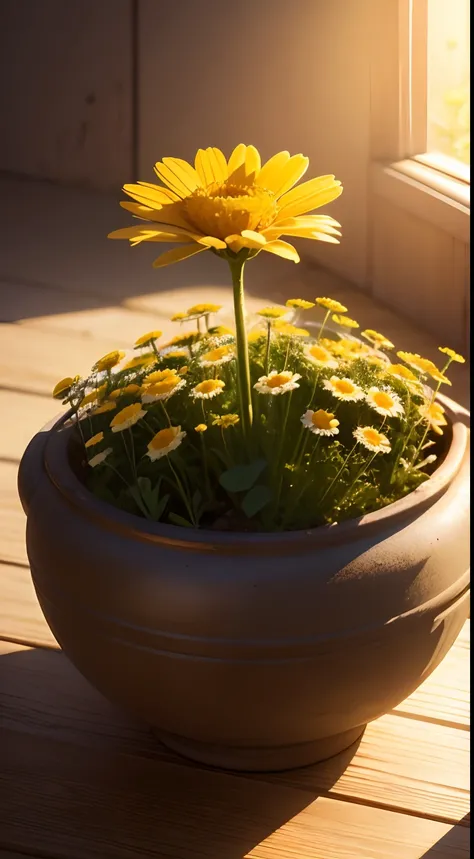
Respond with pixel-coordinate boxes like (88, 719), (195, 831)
(80, 383), (108, 407)
(323, 376), (365, 402)
(192, 379), (226, 399)
(94, 350), (126, 372)
(426, 364), (452, 386)
(171, 312), (189, 322)
(141, 377), (185, 403)
(418, 401), (447, 435)
(286, 298), (315, 309)
(364, 355), (388, 368)
(109, 384), (141, 399)
(85, 432), (104, 448)
(396, 352), (430, 373)
(305, 344), (339, 368)
(256, 306), (289, 320)
(332, 314), (359, 329)
(212, 414), (240, 428)
(187, 303), (222, 316)
(88, 447), (113, 468)
(199, 345), (235, 367)
(143, 368), (179, 386)
(91, 400), (117, 415)
(162, 332), (200, 348)
(134, 330), (162, 348)
(122, 353), (156, 371)
(110, 402), (146, 432)
(52, 376), (77, 399)
(315, 297), (347, 313)
(178, 365), (189, 375)
(353, 426), (391, 454)
(146, 426), (186, 460)
(160, 349), (189, 359)
(274, 322), (310, 337)
(366, 387), (404, 417)
(208, 325), (234, 337)
(438, 346), (465, 364)
(387, 364), (420, 384)
(361, 330), (394, 350)
(254, 370), (302, 396)
(301, 409), (340, 436)
(194, 423), (208, 433)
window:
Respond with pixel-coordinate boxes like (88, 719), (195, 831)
(426, 0), (470, 171)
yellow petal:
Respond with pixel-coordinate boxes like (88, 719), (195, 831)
(272, 154), (309, 198)
(195, 149), (216, 186)
(227, 143), (247, 178)
(206, 147), (228, 183)
(123, 183), (179, 206)
(261, 240), (300, 263)
(153, 162), (194, 198)
(244, 145), (261, 181)
(278, 183), (343, 220)
(225, 230), (267, 251)
(152, 244), (209, 268)
(274, 215), (342, 229)
(262, 225), (341, 241)
(162, 157), (202, 192)
(256, 151), (291, 190)
(108, 226), (193, 243)
(196, 235), (227, 249)
(277, 175), (336, 208)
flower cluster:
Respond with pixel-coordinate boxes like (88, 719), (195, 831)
(52, 144), (463, 531)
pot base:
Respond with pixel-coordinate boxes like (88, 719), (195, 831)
(155, 724), (366, 772)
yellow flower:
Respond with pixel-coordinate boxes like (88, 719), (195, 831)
(332, 314), (359, 329)
(301, 409), (340, 436)
(94, 350), (125, 372)
(208, 325), (234, 337)
(143, 368), (179, 385)
(171, 312), (189, 322)
(254, 370), (301, 395)
(178, 365), (189, 375)
(199, 345), (235, 367)
(418, 401), (447, 435)
(91, 400), (117, 415)
(274, 322), (310, 337)
(109, 384), (141, 399)
(146, 426), (186, 460)
(110, 403), (146, 432)
(194, 423), (208, 433)
(52, 376), (77, 399)
(160, 349), (189, 359)
(88, 447), (113, 468)
(109, 145), (343, 267)
(315, 297), (347, 313)
(134, 330), (162, 348)
(85, 432), (104, 448)
(387, 364), (420, 383)
(162, 332), (200, 349)
(438, 346), (465, 364)
(212, 414), (240, 428)
(426, 365), (452, 386)
(248, 328), (267, 342)
(305, 343), (339, 368)
(187, 303), (222, 316)
(191, 379), (225, 399)
(366, 387), (404, 418)
(286, 298), (315, 309)
(364, 355), (388, 368)
(323, 376), (365, 402)
(353, 426), (391, 454)
(122, 353), (156, 371)
(141, 376), (185, 403)
(80, 383), (108, 407)
(256, 306), (289, 320)
(361, 330), (394, 350)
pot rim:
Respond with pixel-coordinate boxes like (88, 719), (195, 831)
(42, 393), (469, 553)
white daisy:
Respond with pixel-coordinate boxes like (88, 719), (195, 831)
(301, 409), (340, 436)
(353, 426), (391, 454)
(191, 379), (226, 400)
(254, 370), (302, 396)
(366, 387), (404, 418)
(141, 377), (186, 403)
(146, 426), (186, 461)
(323, 376), (365, 402)
(304, 344), (339, 369)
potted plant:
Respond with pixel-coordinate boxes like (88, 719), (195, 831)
(18, 145), (470, 772)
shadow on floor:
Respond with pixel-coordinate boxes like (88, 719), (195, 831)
(420, 816), (470, 857)
(0, 645), (365, 859)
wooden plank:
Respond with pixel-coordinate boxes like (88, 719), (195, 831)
(0, 727), (469, 859)
(0, 391), (59, 463)
(0, 567), (58, 649)
(0, 637), (469, 824)
(0, 465), (28, 567)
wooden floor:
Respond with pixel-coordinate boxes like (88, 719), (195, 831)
(0, 177), (470, 858)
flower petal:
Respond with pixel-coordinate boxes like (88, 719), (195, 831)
(225, 230), (267, 251)
(152, 244), (209, 268)
(244, 145), (261, 181)
(196, 235), (228, 249)
(206, 147), (228, 183)
(278, 183), (343, 220)
(227, 143), (247, 178)
(108, 226), (194, 244)
(123, 183), (179, 207)
(272, 154), (309, 198)
(274, 215), (342, 229)
(153, 162), (194, 198)
(261, 240), (300, 262)
(119, 200), (195, 232)
(162, 157), (202, 192)
(262, 227), (340, 243)
(256, 151), (291, 190)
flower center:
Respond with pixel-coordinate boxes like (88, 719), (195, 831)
(312, 409), (337, 430)
(196, 379), (223, 394)
(184, 182), (278, 240)
(335, 379), (355, 394)
(267, 372), (293, 388)
(150, 427), (178, 450)
(364, 428), (383, 445)
(309, 345), (331, 362)
(373, 391), (394, 409)
(202, 346), (231, 362)
(148, 378), (180, 396)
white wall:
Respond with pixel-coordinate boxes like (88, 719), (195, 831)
(137, 0), (373, 288)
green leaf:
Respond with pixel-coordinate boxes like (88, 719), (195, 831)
(169, 512), (194, 528)
(219, 459), (267, 493)
(154, 493), (169, 521)
(192, 490), (203, 515)
(241, 484), (272, 518)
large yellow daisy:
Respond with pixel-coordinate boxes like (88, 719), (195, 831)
(108, 145), (343, 267)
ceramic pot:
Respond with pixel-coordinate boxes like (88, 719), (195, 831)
(17, 395), (470, 771)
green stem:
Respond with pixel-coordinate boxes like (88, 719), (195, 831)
(227, 254), (253, 441)
(264, 322), (272, 375)
(169, 459), (196, 526)
(317, 310), (331, 342)
(318, 441), (358, 506)
(337, 452), (378, 507)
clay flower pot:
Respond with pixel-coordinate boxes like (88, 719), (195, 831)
(18, 395), (470, 772)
